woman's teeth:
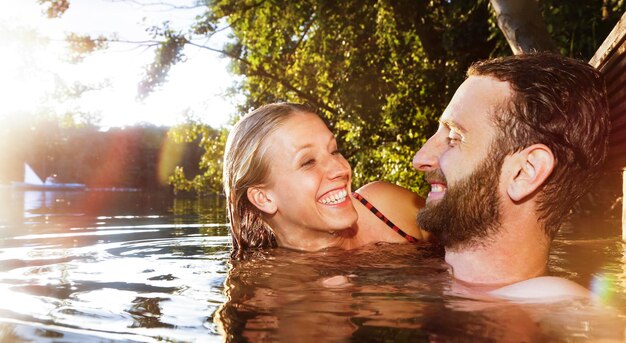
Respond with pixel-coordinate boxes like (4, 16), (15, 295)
(319, 189), (348, 205)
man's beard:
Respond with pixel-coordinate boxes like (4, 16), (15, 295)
(416, 147), (506, 251)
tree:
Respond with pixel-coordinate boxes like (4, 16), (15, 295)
(490, 0), (626, 220)
(174, 0), (499, 194)
(172, 0), (624, 195)
(167, 118), (228, 194)
(490, 0), (625, 58)
(36, 0), (626, 196)
(489, 0), (558, 53)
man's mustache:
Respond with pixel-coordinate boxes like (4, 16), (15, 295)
(424, 169), (447, 184)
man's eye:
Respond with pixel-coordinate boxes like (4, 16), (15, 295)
(447, 132), (463, 146)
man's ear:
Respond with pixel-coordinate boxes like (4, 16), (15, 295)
(507, 144), (554, 202)
(247, 187), (278, 215)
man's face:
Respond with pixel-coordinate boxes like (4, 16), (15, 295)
(415, 144), (506, 249)
(412, 76), (513, 249)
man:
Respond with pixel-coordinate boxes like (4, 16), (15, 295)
(412, 53), (609, 300)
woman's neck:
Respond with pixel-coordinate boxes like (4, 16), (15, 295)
(272, 224), (364, 252)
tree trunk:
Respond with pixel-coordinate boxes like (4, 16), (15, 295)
(489, 0), (558, 54)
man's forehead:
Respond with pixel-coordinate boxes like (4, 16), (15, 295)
(438, 76), (511, 132)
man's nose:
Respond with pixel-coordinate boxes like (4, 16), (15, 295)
(413, 137), (442, 172)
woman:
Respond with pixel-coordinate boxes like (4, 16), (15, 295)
(223, 102), (429, 256)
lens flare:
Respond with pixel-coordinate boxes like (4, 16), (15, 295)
(157, 135), (186, 186)
(590, 273), (617, 305)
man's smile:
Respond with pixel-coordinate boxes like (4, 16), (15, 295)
(425, 170), (448, 204)
(427, 183), (447, 203)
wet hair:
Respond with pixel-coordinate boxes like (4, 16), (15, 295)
(468, 53), (610, 238)
(223, 102), (315, 257)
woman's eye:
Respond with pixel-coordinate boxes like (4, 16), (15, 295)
(301, 159), (315, 167)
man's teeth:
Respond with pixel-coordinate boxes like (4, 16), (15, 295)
(431, 184), (445, 193)
(319, 189), (348, 205)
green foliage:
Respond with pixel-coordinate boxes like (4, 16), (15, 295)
(486, 0), (626, 59)
(542, 0), (626, 60)
(0, 114), (199, 190)
(137, 24), (188, 100)
(64, 33), (108, 63)
(44, 1), (623, 197)
(37, 0), (69, 18)
(174, 0), (499, 195)
(168, 120), (228, 195)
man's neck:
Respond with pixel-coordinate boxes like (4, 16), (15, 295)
(444, 223), (551, 286)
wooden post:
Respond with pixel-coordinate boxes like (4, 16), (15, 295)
(590, 13), (626, 242)
(623, 169), (626, 241)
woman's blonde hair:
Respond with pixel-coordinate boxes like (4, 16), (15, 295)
(223, 102), (314, 257)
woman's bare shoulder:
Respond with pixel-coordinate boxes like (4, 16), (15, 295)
(356, 181), (425, 208)
(354, 181), (427, 240)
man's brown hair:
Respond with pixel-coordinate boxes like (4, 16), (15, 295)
(468, 53), (610, 238)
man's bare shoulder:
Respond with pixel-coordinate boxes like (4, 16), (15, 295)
(488, 276), (591, 302)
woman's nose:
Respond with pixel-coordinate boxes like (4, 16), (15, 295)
(413, 136), (443, 172)
(326, 155), (351, 179)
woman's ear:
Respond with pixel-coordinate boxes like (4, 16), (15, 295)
(247, 187), (278, 215)
(507, 144), (555, 202)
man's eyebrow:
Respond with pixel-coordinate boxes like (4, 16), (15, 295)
(440, 119), (467, 133)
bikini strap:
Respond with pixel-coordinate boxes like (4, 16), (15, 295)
(352, 192), (418, 243)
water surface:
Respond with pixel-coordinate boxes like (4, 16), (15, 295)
(0, 189), (625, 342)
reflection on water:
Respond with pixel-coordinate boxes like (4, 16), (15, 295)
(0, 189), (625, 341)
(216, 244), (626, 342)
(0, 189), (230, 342)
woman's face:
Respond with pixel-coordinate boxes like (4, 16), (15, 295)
(260, 112), (357, 237)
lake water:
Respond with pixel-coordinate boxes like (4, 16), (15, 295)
(0, 189), (625, 342)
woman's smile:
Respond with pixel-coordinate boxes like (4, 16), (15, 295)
(318, 187), (349, 205)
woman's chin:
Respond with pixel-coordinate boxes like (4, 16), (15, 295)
(326, 213), (358, 234)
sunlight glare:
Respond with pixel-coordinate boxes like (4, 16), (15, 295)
(0, 285), (57, 317)
(0, 24), (57, 119)
(0, 0), (237, 129)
